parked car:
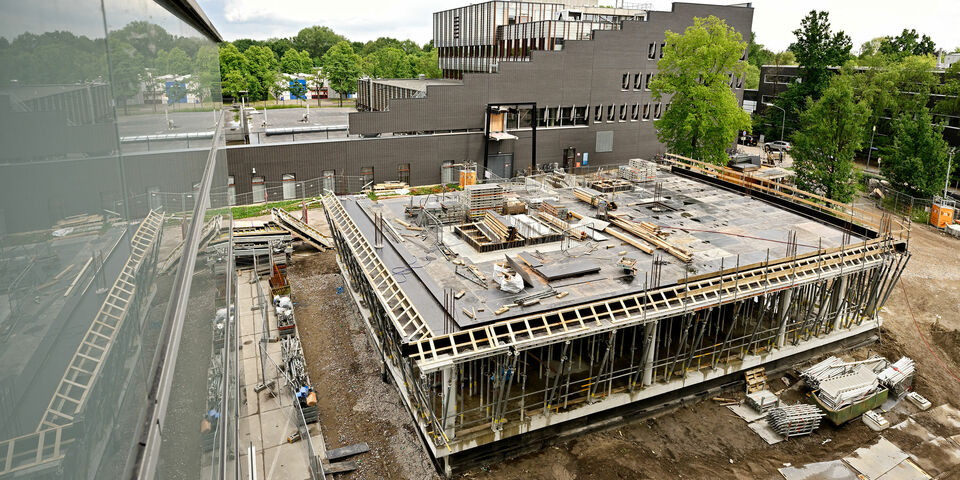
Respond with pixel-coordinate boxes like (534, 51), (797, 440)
(766, 140), (791, 152)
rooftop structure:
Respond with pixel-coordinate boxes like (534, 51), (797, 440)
(322, 154), (911, 474)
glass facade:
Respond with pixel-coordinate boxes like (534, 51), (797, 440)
(0, 0), (233, 478)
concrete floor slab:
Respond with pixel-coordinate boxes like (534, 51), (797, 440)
(843, 437), (909, 479)
(262, 442), (311, 480)
(909, 436), (960, 477)
(779, 460), (859, 480)
(874, 459), (931, 480)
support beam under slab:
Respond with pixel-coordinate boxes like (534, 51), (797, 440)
(441, 366), (457, 440)
(642, 321), (658, 387)
(777, 290), (793, 348)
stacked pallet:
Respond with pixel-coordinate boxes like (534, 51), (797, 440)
(619, 159), (657, 183)
(537, 210), (587, 240)
(539, 201), (568, 220)
(462, 184), (504, 219)
(607, 213), (692, 263)
(767, 404), (824, 437)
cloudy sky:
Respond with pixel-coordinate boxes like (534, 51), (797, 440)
(198, 0), (960, 53)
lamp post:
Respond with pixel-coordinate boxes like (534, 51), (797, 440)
(763, 102), (785, 142)
(867, 125), (877, 172)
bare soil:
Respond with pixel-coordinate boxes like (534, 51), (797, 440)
(287, 207), (960, 479)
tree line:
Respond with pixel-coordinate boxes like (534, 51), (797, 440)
(651, 12), (958, 201)
(219, 26), (441, 104)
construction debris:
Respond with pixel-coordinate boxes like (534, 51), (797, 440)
(816, 367), (880, 410)
(745, 367), (768, 393)
(745, 390), (780, 414)
(877, 357), (915, 396)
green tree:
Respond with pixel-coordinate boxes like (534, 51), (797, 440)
(307, 69), (325, 106)
(882, 107), (950, 197)
(322, 41), (362, 107)
(158, 46), (191, 75)
(789, 10), (852, 100)
(195, 44), (220, 105)
(747, 33), (773, 69)
(744, 64), (760, 89)
(363, 47), (413, 78)
(243, 45), (278, 102)
(879, 29), (936, 59)
(221, 70), (247, 100)
(270, 80), (286, 104)
(791, 73), (868, 202)
(219, 43), (249, 78)
(413, 50), (441, 78)
(264, 37), (295, 59)
(109, 40), (145, 115)
(232, 38), (260, 52)
(280, 47), (307, 73)
(293, 26), (346, 59)
(649, 15), (750, 165)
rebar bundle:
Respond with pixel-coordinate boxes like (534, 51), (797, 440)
(766, 404), (824, 437)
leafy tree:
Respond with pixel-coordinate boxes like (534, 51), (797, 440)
(108, 40), (145, 115)
(219, 43), (248, 78)
(879, 29), (936, 59)
(649, 15), (750, 165)
(289, 80), (308, 102)
(747, 33), (773, 69)
(788, 10), (852, 102)
(270, 81), (286, 104)
(744, 64), (760, 89)
(321, 41), (362, 107)
(264, 37), (295, 59)
(243, 45), (278, 101)
(110, 21), (174, 60)
(791, 73), (868, 202)
(281, 48), (308, 73)
(293, 26), (346, 59)
(882, 107), (950, 197)
(232, 38), (260, 52)
(157, 46), (191, 75)
(363, 47), (413, 78)
(221, 70), (247, 100)
(413, 50), (441, 78)
(195, 44), (221, 105)
(859, 37), (885, 58)
(307, 69), (325, 106)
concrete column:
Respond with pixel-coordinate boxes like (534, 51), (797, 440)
(441, 366), (457, 440)
(830, 276), (848, 333)
(642, 321), (658, 387)
(777, 290), (793, 348)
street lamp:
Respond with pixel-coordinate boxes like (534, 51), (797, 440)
(867, 125), (877, 172)
(763, 102), (785, 142)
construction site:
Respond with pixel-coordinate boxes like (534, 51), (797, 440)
(225, 152), (960, 479)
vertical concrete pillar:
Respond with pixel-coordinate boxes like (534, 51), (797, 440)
(642, 321), (658, 387)
(441, 365), (457, 440)
(777, 290), (793, 348)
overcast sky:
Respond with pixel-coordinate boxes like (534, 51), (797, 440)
(197, 0), (960, 53)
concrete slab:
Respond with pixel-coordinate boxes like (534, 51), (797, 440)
(779, 460), (859, 480)
(874, 459), (931, 480)
(890, 418), (937, 443)
(262, 442), (311, 480)
(914, 404), (960, 436)
(747, 419), (784, 445)
(843, 437), (909, 479)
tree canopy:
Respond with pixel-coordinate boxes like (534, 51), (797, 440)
(322, 42), (363, 107)
(882, 107), (951, 197)
(791, 72), (868, 202)
(649, 15), (751, 165)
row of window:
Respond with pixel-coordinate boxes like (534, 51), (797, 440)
(621, 72), (655, 91)
(593, 102), (664, 122)
(764, 74), (797, 85)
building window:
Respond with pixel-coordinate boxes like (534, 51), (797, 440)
(648, 43), (656, 59)
(606, 105), (615, 122)
(559, 106), (573, 126)
(631, 103), (639, 121)
(252, 175), (266, 203)
(398, 163), (410, 184)
(736, 75), (743, 89)
(644, 73), (652, 91)
(361, 167), (374, 188)
(453, 15), (460, 40)
(594, 105), (603, 122)
(573, 106), (588, 125)
(621, 73), (630, 90)
(660, 43), (665, 58)
(654, 103), (662, 119)
(537, 107), (547, 127)
(633, 73), (642, 89)
(547, 107), (558, 127)
(282, 173), (297, 200)
(642, 103), (650, 120)
(619, 104), (627, 121)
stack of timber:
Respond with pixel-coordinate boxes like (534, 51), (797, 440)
(482, 212), (520, 241)
(606, 213), (692, 263)
(537, 209), (587, 240)
(588, 179), (633, 193)
(371, 181), (408, 197)
(51, 214), (106, 238)
(767, 404), (824, 437)
(462, 184), (504, 219)
(573, 187), (618, 210)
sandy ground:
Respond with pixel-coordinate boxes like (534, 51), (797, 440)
(285, 200), (960, 479)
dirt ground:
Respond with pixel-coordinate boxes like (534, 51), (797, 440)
(286, 203), (960, 480)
